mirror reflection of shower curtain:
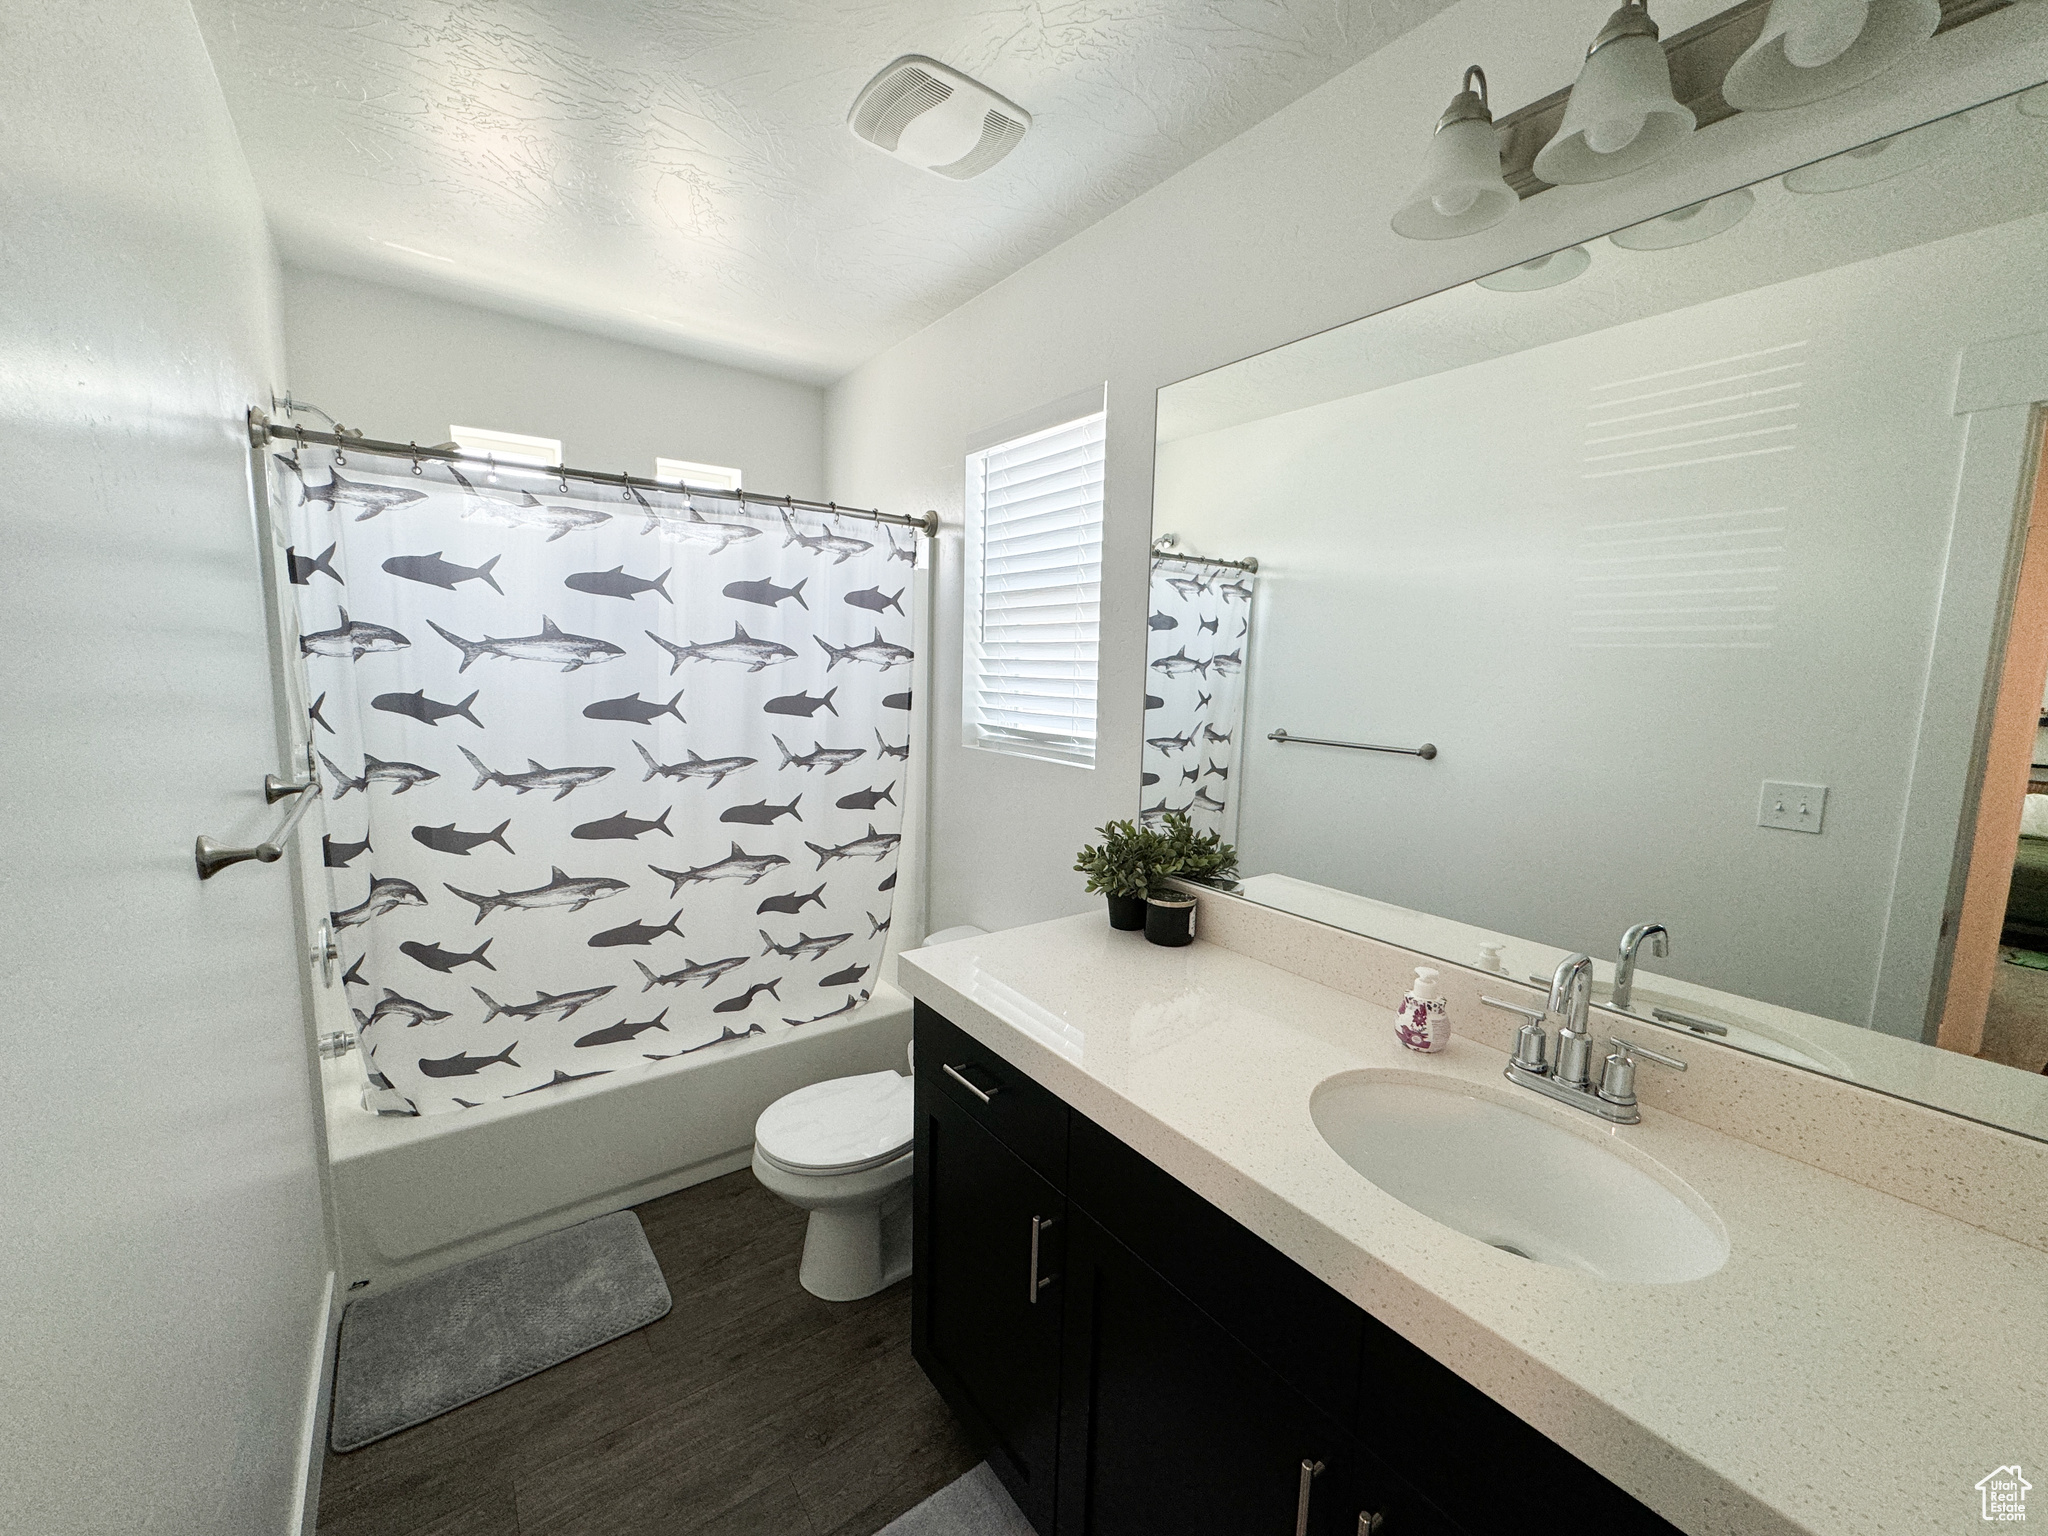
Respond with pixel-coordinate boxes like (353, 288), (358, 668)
(276, 442), (915, 1115)
(1144, 556), (1254, 842)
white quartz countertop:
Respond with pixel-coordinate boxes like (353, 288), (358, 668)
(900, 916), (2047, 1536)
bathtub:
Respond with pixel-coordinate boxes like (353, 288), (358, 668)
(318, 982), (914, 1293)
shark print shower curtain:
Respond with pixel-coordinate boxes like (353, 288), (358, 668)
(1143, 555), (1254, 842)
(278, 444), (915, 1114)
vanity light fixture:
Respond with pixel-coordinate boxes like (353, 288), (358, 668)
(1474, 245), (1592, 291)
(1390, 66), (1518, 241)
(1722, 0), (1939, 111)
(1531, 2), (1695, 185)
(1781, 112), (1966, 192)
(1608, 186), (1755, 249)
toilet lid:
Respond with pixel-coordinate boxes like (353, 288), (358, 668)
(756, 1071), (913, 1175)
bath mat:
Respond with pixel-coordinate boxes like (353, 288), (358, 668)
(329, 1210), (671, 1451)
(876, 1464), (1034, 1536)
(2004, 947), (2048, 971)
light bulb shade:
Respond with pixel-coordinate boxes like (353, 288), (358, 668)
(1391, 116), (1517, 240)
(1533, 33), (1696, 185)
(1609, 187), (1755, 250)
(1722, 0), (1938, 111)
(1475, 245), (1591, 292)
(1781, 113), (1964, 192)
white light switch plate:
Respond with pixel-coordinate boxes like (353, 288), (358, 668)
(1758, 781), (1827, 833)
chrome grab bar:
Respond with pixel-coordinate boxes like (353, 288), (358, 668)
(1268, 728), (1436, 761)
(265, 742), (320, 804)
(196, 762), (322, 880)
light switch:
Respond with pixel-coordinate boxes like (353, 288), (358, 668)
(1758, 781), (1827, 834)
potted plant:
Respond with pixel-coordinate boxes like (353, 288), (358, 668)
(1074, 819), (1167, 930)
(1141, 813), (1239, 946)
(1155, 812), (1238, 889)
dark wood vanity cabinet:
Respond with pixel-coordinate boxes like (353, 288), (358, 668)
(911, 1002), (1683, 1536)
(912, 1008), (1070, 1530)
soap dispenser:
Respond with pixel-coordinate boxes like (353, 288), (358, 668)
(1395, 966), (1449, 1053)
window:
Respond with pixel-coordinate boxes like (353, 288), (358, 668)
(655, 457), (743, 492)
(962, 403), (1105, 767)
(447, 425), (561, 466)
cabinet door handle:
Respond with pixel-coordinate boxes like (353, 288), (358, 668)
(942, 1061), (998, 1103)
(1357, 1512), (1384, 1535)
(1028, 1214), (1056, 1304)
(1294, 1458), (1325, 1536)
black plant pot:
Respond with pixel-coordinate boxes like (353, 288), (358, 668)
(1105, 893), (1147, 931)
(1144, 894), (1198, 947)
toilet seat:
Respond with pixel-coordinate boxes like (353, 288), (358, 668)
(755, 1071), (913, 1176)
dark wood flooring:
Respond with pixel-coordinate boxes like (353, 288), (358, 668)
(316, 1169), (979, 1536)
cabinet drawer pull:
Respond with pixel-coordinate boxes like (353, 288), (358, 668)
(1294, 1458), (1325, 1536)
(1357, 1513), (1384, 1535)
(942, 1061), (999, 1103)
(1028, 1214), (1057, 1303)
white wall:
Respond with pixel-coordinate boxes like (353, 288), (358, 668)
(825, 0), (2048, 938)
(281, 268), (827, 499)
(0, 3), (335, 1532)
(1156, 212), (2048, 1026)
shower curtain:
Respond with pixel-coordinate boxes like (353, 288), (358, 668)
(1144, 555), (1254, 842)
(277, 443), (914, 1114)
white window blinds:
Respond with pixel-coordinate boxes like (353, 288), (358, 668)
(963, 410), (1105, 767)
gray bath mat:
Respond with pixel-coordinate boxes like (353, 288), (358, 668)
(877, 1464), (1034, 1536)
(330, 1210), (671, 1451)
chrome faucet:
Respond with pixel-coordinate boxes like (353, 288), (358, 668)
(1613, 922), (1670, 1013)
(1548, 952), (1595, 1090)
(1481, 950), (1686, 1125)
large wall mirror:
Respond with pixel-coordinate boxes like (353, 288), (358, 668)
(1146, 82), (2048, 1143)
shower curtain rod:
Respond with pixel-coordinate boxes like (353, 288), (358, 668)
(1150, 547), (1258, 574)
(250, 413), (938, 536)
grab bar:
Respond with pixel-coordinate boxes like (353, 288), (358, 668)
(265, 742), (320, 804)
(1268, 728), (1437, 761)
(196, 763), (323, 879)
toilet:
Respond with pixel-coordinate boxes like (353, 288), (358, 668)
(753, 927), (985, 1301)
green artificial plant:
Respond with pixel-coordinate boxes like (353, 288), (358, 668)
(1150, 811), (1239, 895)
(1074, 812), (1239, 900)
(1073, 819), (1169, 900)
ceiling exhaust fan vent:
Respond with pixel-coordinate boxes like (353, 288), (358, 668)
(849, 56), (1030, 179)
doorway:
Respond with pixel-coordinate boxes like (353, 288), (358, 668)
(1940, 413), (2048, 1071)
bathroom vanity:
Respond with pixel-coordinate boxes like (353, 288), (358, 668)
(901, 899), (2048, 1536)
(912, 1003), (1679, 1535)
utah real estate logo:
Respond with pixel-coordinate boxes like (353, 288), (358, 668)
(1979, 1466), (2030, 1523)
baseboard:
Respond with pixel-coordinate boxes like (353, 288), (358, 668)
(290, 1272), (340, 1535)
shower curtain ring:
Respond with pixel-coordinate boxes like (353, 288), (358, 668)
(332, 436), (346, 467)
(409, 442), (423, 475)
(559, 469), (570, 496)
(621, 475), (632, 502)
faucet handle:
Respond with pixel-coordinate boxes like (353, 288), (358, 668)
(1597, 1035), (1686, 1109)
(1610, 1036), (1686, 1072)
(1482, 997), (1549, 1075)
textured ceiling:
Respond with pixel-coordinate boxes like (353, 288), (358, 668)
(192, 0), (1457, 383)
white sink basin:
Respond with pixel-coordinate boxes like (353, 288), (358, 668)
(1311, 1073), (1728, 1284)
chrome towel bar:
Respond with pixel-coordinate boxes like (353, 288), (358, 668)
(196, 763), (323, 880)
(1268, 728), (1437, 760)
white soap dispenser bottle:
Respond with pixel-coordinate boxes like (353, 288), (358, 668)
(1396, 965), (1449, 1053)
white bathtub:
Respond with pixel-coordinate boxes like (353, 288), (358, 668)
(318, 982), (915, 1293)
